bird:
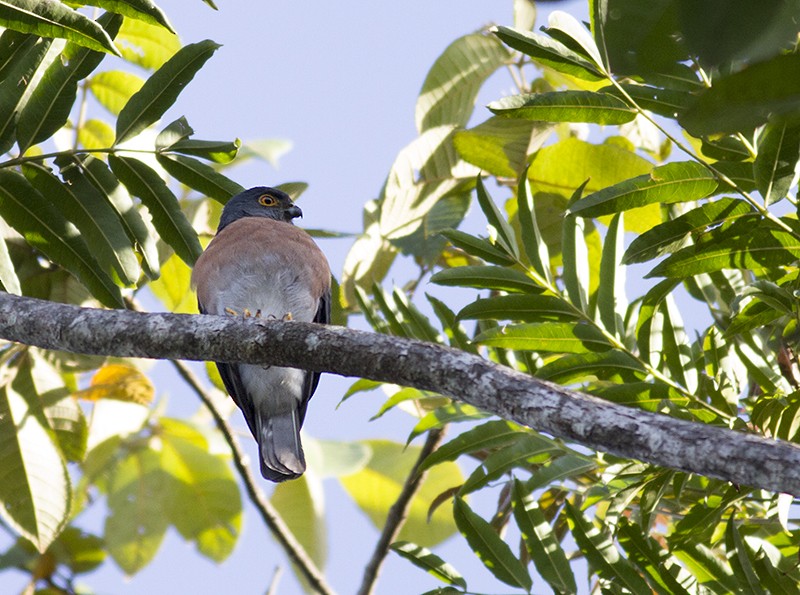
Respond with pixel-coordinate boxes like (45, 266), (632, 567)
(191, 186), (331, 482)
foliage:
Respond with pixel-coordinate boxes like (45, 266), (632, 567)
(340, 0), (800, 593)
(1, 0), (800, 594)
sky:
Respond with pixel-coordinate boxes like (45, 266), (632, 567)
(0, 1), (591, 594)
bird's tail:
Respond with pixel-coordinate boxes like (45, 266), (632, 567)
(257, 407), (306, 482)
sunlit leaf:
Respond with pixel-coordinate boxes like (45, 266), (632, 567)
(490, 91), (635, 124)
(474, 321), (612, 353)
(415, 32), (510, 132)
(419, 420), (526, 472)
(0, 0), (121, 55)
(568, 161), (717, 218)
(458, 294), (579, 323)
(88, 70), (145, 115)
(391, 541), (467, 588)
(492, 25), (604, 81)
(340, 440), (461, 547)
(74, 364), (154, 405)
(431, 265), (541, 293)
(115, 16), (180, 69)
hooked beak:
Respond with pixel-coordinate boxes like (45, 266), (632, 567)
(286, 204), (303, 220)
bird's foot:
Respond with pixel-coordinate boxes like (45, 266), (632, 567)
(224, 307), (239, 317)
(224, 307), (261, 319)
(283, 312), (293, 321)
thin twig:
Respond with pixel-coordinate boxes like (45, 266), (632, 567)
(356, 427), (447, 595)
(170, 360), (336, 595)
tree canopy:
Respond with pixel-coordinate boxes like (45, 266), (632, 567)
(0, 0), (800, 594)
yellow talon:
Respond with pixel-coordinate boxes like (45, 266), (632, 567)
(283, 312), (293, 321)
(224, 307), (239, 316)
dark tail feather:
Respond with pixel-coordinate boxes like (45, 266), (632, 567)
(257, 408), (305, 482)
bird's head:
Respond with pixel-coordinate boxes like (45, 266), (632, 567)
(217, 187), (302, 232)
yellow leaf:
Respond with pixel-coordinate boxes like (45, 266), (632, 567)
(76, 364), (154, 405)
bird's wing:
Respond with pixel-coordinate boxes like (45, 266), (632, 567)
(197, 299), (258, 436)
(298, 286), (331, 426)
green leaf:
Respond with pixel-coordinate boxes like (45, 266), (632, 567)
(568, 161), (717, 218)
(409, 403), (489, 443)
(0, 170), (123, 307)
(725, 516), (765, 595)
(489, 91), (635, 125)
(543, 9), (605, 69)
(58, 154), (159, 281)
(23, 161), (140, 288)
(104, 446), (168, 574)
(159, 418), (241, 563)
(340, 440), (461, 548)
(617, 518), (691, 595)
(115, 16), (180, 70)
(454, 116), (551, 178)
(304, 438), (371, 478)
(440, 229), (515, 266)
(525, 454), (596, 491)
(431, 265), (541, 293)
(597, 212), (626, 335)
(517, 172), (552, 282)
(156, 153), (244, 202)
(16, 13), (122, 151)
(149, 252), (196, 313)
(0, 359), (71, 553)
(109, 155), (203, 266)
(474, 321), (612, 353)
(415, 32), (510, 132)
(679, 54), (800, 136)
(391, 541), (467, 589)
(378, 126), (477, 240)
(426, 294), (476, 353)
(452, 498), (532, 590)
(536, 350), (646, 383)
(460, 433), (562, 494)
(602, 84), (693, 118)
(591, 381), (689, 412)
(754, 121), (800, 205)
(0, 0), (121, 55)
(565, 502), (651, 593)
(511, 480), (577, 594)
(166, 138), (241, 164)
(79, 0), (175, 33)
(115, 39), (220, 144)
(528, 137), (657, 234)
(0, 233), (20, 295)
(0, 35), (52, 154)
(623, 198), (756, 265)
(492, 25), (604, 81)
(475, 176), (518, 258)
(419, 420), (526, 472)
(88, 70), (145, 116)
(562, 181), (591, 312)
(648, 226), (800, 278)
(672, 542), (737, 594)
(458, 294), (580, 323)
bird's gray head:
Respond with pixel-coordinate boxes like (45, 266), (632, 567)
(217, 187), (302, 232)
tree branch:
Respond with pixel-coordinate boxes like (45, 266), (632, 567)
(356, 428), (446, 595)
(1, 292), (800, 496)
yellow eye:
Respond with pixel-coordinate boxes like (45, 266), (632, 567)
(258, 194), (277, 207)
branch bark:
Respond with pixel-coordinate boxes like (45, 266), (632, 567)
(1, 292), (800, 495)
